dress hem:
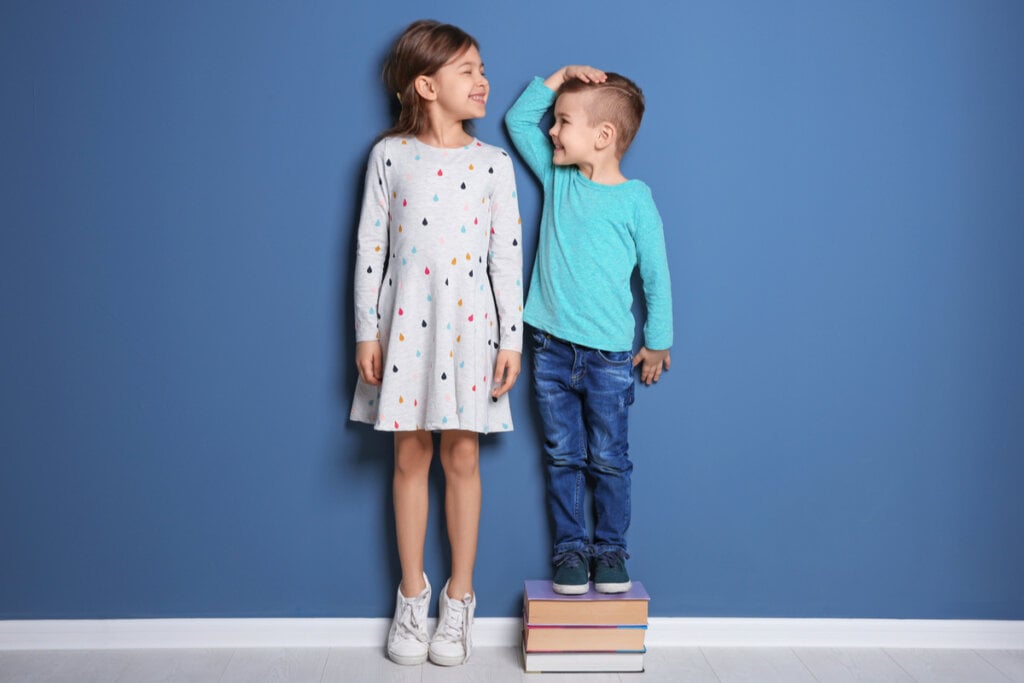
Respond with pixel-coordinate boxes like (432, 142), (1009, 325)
(349, 416), (513, 435)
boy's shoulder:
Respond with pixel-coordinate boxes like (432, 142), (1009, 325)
(584, 178), (661, 226)
(580, 175), (655, 201)
(622, 178), (661, 209)
(622, 177), (653, 194)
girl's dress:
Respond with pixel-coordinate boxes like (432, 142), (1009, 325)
(351, 136), (523, 433)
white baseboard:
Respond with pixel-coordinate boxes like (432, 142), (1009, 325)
(1, 617), (1022, 651)
(644, 617), (1024, 649)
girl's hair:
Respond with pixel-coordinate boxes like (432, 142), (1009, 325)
(379, 20), (479, 139)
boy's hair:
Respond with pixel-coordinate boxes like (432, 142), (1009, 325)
(557, 73), (645, 157)
(380, 19), (479, 139)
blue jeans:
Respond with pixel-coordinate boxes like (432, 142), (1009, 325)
(531, 330), (635, 561)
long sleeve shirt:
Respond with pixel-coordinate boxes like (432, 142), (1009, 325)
(505, 77), (672, 352)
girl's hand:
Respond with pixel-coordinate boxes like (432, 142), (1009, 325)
(632, 347), (671, 386)
(355, 340), (383, 386)
(491, 350), (522, 398)
(545, 65), (607, 90)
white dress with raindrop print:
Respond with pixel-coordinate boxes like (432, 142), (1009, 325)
(351, 136), (523, 433)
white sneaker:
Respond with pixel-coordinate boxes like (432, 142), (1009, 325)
(428, 579), (475, 666)
(386, 574), (431, 666)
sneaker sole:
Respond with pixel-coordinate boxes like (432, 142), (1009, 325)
(594, 580), (632, 593)
(552, 581), (590, 595)
(388, 649), (428, 666)
(428, 649), (468, 666)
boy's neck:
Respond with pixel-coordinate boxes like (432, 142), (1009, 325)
(576, 156), (628, 185)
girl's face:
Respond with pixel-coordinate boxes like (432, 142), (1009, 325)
(549, 91), (600, 167)
(426, 45), (489, 123)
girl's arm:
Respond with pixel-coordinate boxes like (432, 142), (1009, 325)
(355, 340), (383, 386)
(487, 153), (524, 398)
(353, 140), (390, 380)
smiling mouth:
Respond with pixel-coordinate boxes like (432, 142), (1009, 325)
(470, 94), (487, 104)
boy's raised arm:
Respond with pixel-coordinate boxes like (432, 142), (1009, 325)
(504, 66), (607, 182)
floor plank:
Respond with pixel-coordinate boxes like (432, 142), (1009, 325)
(975, 650), (1024, 683)
(219, 647), (330, 683)
(793, 647), (915, 682)
(0, 649), (135, 683)
(421, 645), (524, 683)
(620, 647), (719, 683)
(3, 646), (1024, 682)
(321, 646), (421, 682)
(885, 648), (1013, 683)
(115, 648), (233, 683)
(701, 647), (817, 683)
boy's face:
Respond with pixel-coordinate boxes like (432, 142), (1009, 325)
(549, 92), (601, 167)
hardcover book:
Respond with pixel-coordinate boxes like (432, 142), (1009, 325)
(523, 580), (650, 626)
(524, 623), (647, 652)
(521, 642), (645, 673)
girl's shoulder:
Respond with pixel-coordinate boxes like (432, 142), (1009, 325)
(470, 138), (511, 158)
(368, 135), (408, 157)
(469, 139), (515, 172)
(365, 136), (425, 170)
(370, 136), (513, 171)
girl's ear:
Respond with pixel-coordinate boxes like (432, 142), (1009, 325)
(414, 75), (437, 102)
(595, 121), (617, 152)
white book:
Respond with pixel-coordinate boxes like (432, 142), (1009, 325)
(521, 642), (645, 673)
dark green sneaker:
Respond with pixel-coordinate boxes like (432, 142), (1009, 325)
(552, 551), (589, 595)
(593, 552), (631, 593)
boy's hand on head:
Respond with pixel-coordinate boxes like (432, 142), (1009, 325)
(564, 65), (607, 83)
(491, 350), (522, 398)
(633, 347), (671, 386)
(545, 65), (607, 90)
(355, 340), (383, 386)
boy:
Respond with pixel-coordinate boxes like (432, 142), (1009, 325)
(505, 66), (672, 594)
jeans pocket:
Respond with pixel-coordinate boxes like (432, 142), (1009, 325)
(531, 330), (549, 352)
(596, 349), (633, 366)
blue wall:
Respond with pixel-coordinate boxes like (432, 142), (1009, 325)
(2, 0), (1022, 620)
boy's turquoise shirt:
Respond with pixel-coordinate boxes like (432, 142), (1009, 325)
(505, 77), (673, 352)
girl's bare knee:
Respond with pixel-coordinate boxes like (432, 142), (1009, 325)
(394, 431), (432, 477)
(440, 432), (479, 479)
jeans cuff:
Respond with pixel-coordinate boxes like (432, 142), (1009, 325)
(590, 544), (629, 561)
(552, 542), (589, 560)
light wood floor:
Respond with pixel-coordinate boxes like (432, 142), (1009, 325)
(1, 646), (1023, 682)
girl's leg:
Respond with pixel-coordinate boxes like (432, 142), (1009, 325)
(438, 429), (480, 599)
(394, 430), (433, 597)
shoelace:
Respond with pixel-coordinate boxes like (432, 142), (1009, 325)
(594, 550), (630, 568)
(553, 550), (586, 568)
(395, 598), (427, 642)
(435, 595), (471, 661)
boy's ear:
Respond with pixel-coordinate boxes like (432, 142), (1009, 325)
(414, 75), (437, 101)
(595, 121), (617, 152)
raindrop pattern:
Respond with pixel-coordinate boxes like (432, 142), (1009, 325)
(351, 136), (524, 433)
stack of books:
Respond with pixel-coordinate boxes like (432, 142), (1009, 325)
(521, 580), (650, 673)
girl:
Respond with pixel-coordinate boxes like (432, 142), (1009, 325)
(350, 20), (523, 666)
